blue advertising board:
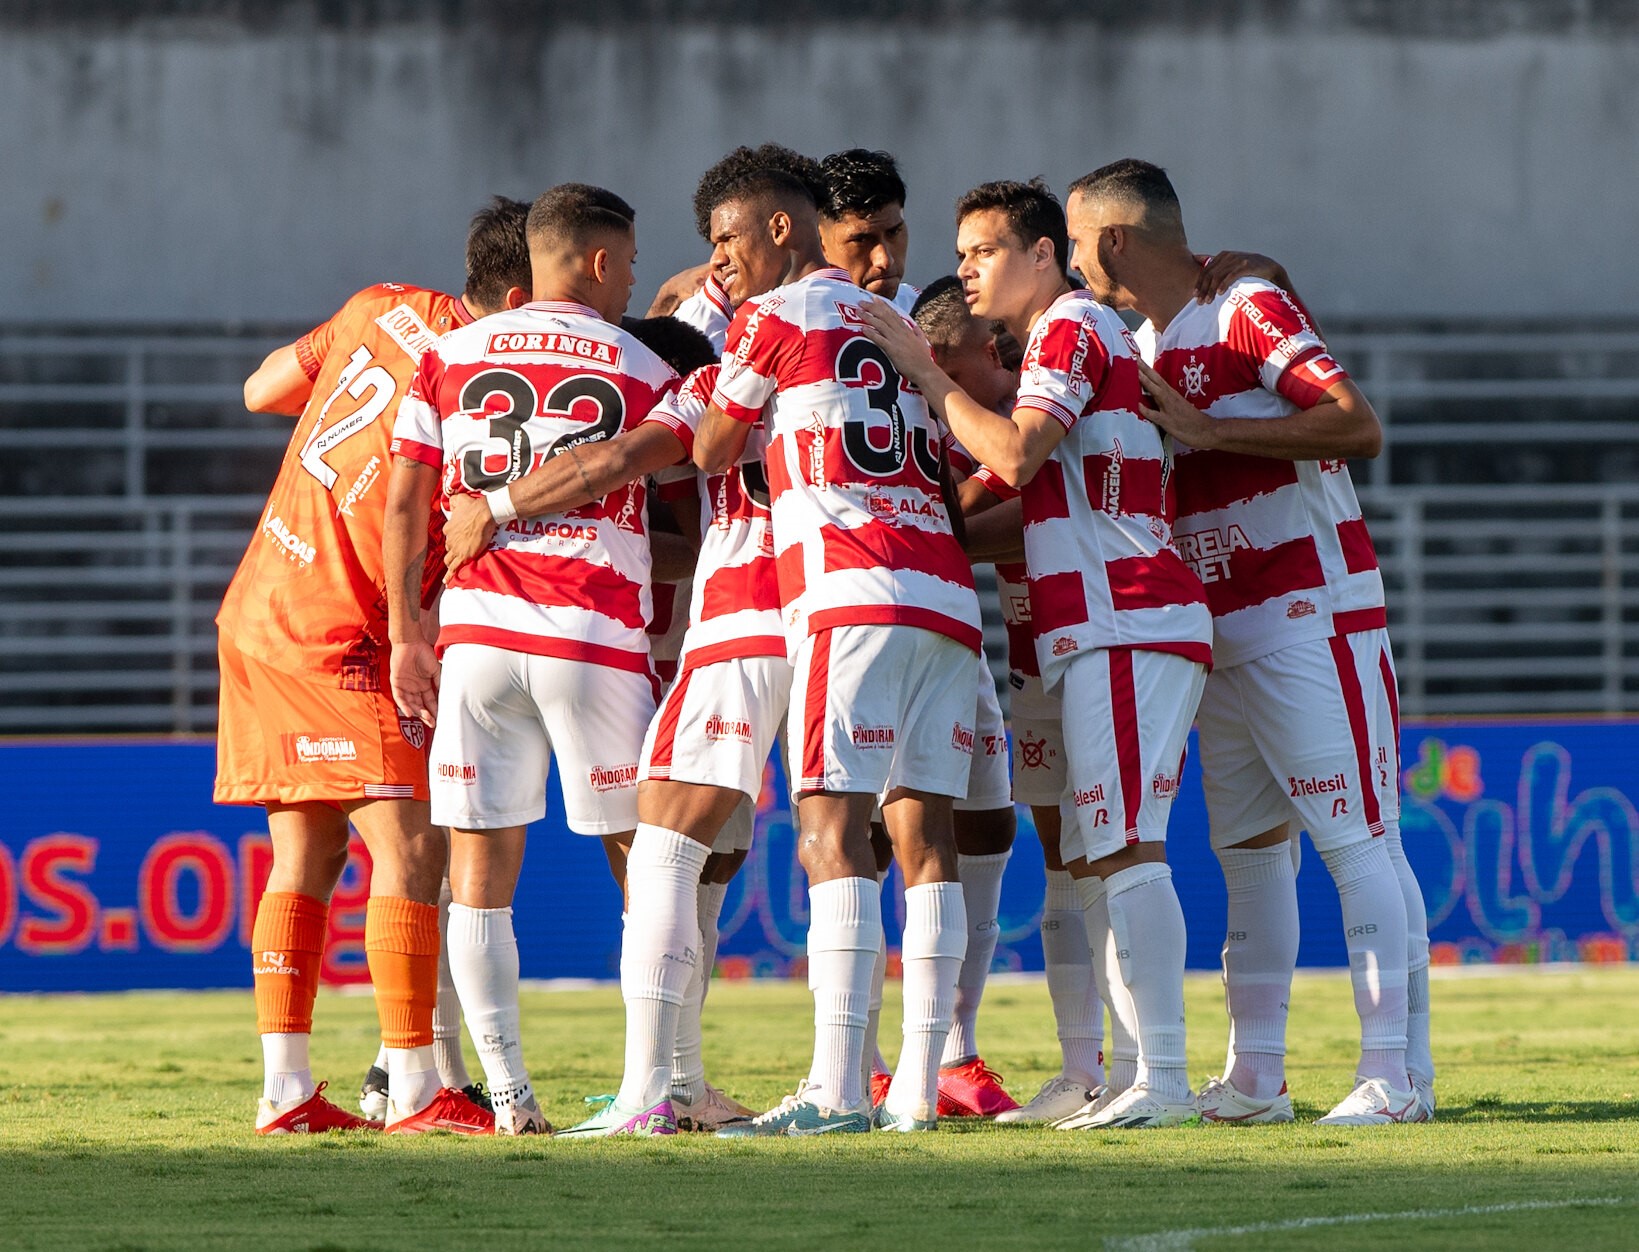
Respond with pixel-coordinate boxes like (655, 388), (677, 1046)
(2, 718), (1636, 992)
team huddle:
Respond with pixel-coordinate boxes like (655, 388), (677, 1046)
(216, 144), (1434, 1138)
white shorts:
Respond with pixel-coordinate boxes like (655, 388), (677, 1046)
(1197, 628), (1401, 852)
(639, 654), (793, 803)
(1009, 679), (1068, 809)
(956, 664), (1013, 812)
(1059, 648), (1207, 863)
(429, 643), (656, 835)
(789, 625), (979, 800)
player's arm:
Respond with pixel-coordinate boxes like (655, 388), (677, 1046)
(384, 455), (442, 726)
(964, 494), (1026, 563)
(1136, 361), (1381, 461)
(243, 342), (314, 416)
(858, 298), (1066, 487)
(443, 423), (688, 580)
(647, 262), (712, 318)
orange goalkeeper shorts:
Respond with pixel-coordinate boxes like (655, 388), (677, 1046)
(214, 633), (430, 806)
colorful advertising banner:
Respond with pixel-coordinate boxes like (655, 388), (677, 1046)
(2, 719), (1636, 993)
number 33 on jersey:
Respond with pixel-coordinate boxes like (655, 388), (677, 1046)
(390, 300), (679, 670)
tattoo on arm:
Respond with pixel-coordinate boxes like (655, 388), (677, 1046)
(566, 443), (597, 503)
(403, 547), (426, 622)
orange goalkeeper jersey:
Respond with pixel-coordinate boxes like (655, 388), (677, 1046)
(218, 284), (472, 689)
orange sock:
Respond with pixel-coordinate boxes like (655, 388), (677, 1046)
(251, 891), (328, 1035)
(365, 896), (441, 1049)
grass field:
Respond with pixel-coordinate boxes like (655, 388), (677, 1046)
(3, 967), (1637, 1250)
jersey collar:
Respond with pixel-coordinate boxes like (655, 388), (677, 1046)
(524, 299), (605, 320)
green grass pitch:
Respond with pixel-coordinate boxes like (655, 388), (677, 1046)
(3, 967), (1637, 1249)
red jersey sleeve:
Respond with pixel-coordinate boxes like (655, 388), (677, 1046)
(388, 348), (446, 469)
(1014, 306), (1112, 431)
(712, 301), (802, 423)
(1226, 283), (1347, 409)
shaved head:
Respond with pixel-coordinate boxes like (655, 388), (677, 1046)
(1066, 159), (1187, 245)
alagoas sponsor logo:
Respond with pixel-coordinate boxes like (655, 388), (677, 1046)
(1287, 599), (1318, 620)
(398, 717), (427, 750)
(851, 724), (895, 748)
(1074, 783), (1106, 807)
(1176, 524), (1251, 584)
(291, 735), (358, 764)
(867, 492), (940, 522)
(337, 455), (382, 517)
(589, 763), (639, 791)
(486, 331), (622, 367)
(263, 510), (316, 565)
(1152, 771), (1180, 799)
(506, 519), (599, 541)
(705, 715), (753, 743)
(436, 761), (477, 784)
(951, 722), (974, 754)
(1289, 772), (1347, 798)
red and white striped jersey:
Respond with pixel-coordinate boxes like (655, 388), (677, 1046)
(1012, 290), (1212, 688)
(712, 268), (982, 654)
(946, 439), (1037, 681)
(390, 301), (678, 677)
(650, 364), (785, 673)
(1135, 278), (1385, 669)
(674, 274), (734, 352)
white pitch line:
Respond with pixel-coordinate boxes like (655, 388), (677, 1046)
(1104, 1196), (1632, 1251)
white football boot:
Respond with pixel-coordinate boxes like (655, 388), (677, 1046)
(1056, 1082), (1198, 1130)
(994, 1074), (1094, 1125)
(1195, 1075), (1295, 1124)
(1315, 1075), (1425, 1126)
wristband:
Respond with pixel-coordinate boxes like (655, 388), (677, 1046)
(484, 485), (518, 525)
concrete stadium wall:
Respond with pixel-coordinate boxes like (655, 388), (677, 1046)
(4, 2), (1636, 325)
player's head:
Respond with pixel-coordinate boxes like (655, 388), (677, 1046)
(525, 183), (639, 321)
(953, 178), (1069, 326)
(912, 276), (1018, 412)
(692, 144), (826, 240)
(620, 315), (718, 378)
(1065, 159), (1187, 308)
(818, 148), (909, 298)
(696, 159), (822, 306)
(462, 196), (533, 316)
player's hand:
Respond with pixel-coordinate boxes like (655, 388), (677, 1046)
(857, 298), (937, 387)
(1137, 359), (1218, 449)
(443, 493), (497, 585)
(1194, 251), (1290, 303)
(646, 263), (712, 318)
(390, 639), (441, 727)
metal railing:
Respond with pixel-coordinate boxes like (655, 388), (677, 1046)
(1, 325), (1636, 732)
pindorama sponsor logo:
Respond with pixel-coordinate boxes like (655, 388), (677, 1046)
(1052, 635), (1078, 656)
(287, 734), (358, 764)
(337, 455), (382, 516)
(588, 762), (639, 791)
(1152, 770), (1180, 799)
(485, 331), (622, 367)
(1289, 772), (1347, 798)
(436, 761), (477, 784)
(1176, 524), (1251, 584)
(1287, 599), (1318, 619)
(704, 715), (753, 743)
(851, 724), (895, 748)
(398, 717), (427, 750)
(951, 722), (974, 754)
(263, 508), (316, 565)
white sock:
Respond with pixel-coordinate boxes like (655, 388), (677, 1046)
(372, 1043), (389, 1072)
(1079, 874), (1137, 1094)
(446, 902), (533, 1110)
(1102, 863), (1190, 1102)
(672, 878), (727, 1104)
(261, 1033), (314, 1105)
(617, 825), (710, 1110)
(1217, 843), (1299, 1098)
(433, 879), (472, 1090)
(1386, 823), (1434, 1088)
(386, 1043), (441, 1116)
(886, 882), (967, 1120)
(860, 868), (890, 1101)
(942, 850), (1010, 1066)
(1040, 869), (1103, 1088)
(805, 876), (881, 1112)
(1320, 838), (1410, 1088)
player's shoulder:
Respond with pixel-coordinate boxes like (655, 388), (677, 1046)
(339, 282), (453, 318)
(676, 362), (721, 407)
(1219, 276), (1312, 330)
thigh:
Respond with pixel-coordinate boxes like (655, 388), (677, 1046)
(536, 657), (656, 836)
(430, 644), (551, 830)
(884, 630), (982, 801)
(1058, 648), (1206, 864)
(1195, 664), (1294, 849)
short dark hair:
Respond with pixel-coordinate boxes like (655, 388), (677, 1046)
(526, 183), (636, 251)
(954, 178), (1068, 277)
(620, 315), (718, 377)
(693, 144), (824, 240)
(818, 148), (906, 221)
(463, 196), (532, 311)
(1066, 159), (1186, 240)
(909, 276), (971, 350)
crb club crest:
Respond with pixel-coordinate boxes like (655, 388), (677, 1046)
(1179, 354), (1210, 399)
(398, 717), (427, 749)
